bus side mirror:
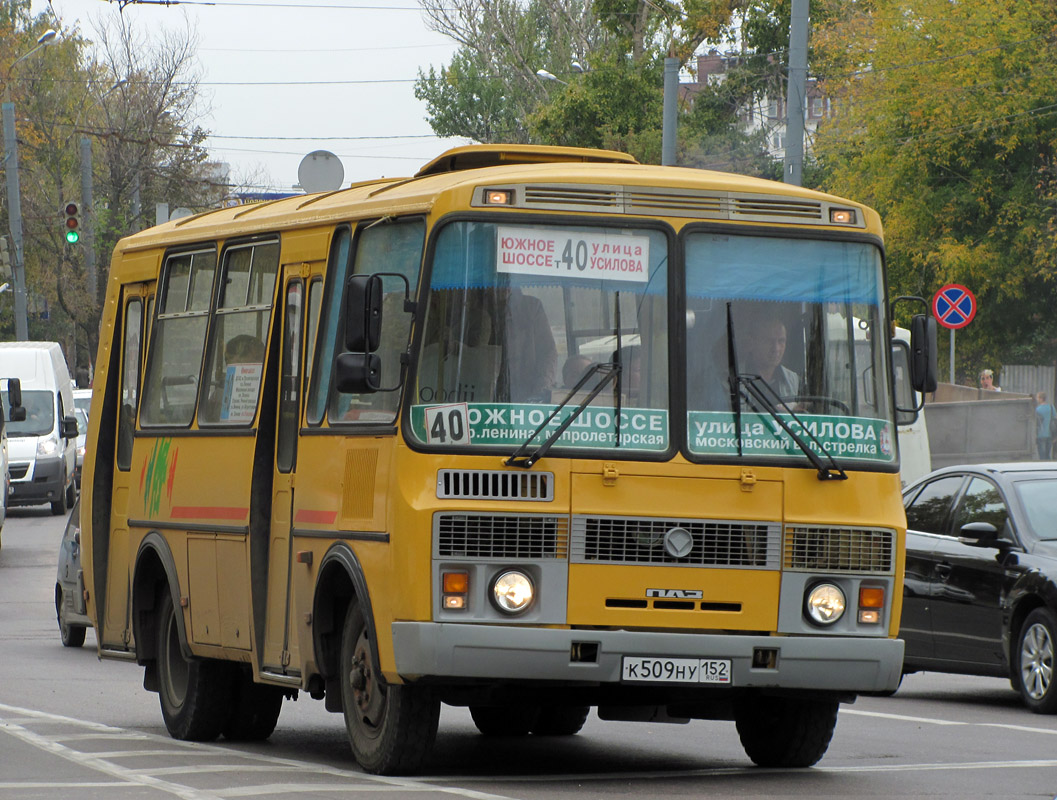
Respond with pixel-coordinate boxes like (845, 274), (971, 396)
(7, 378), (25, 422)
(335, 353), (381, 394)
(909, 314), (938, 393)
(344, 274), (383, 353)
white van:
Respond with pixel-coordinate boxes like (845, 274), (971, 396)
(0, 342), (79, 515)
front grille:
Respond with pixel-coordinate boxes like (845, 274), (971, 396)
(9, 464), (28, 480)
(524, 185), (622, 211)
(571, 516), (780, 568)
(733, 196), (822, 220)
(435, 513), (568, 559)
(784, 525), (895, 574)
(437, 469), (553, 501)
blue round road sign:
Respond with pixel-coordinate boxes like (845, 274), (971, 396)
(932, 284), (977, 330)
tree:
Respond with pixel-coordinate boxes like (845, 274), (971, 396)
(7, 6), (222, 367)
(811, 0), (1057, 377)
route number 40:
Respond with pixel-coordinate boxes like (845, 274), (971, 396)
(424, 403), (470, 444)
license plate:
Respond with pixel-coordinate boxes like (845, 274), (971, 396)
(621, 657), (732, 684)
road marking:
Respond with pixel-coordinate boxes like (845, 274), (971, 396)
(0, 703), (517, 800)
(844, 708), (1057, 735)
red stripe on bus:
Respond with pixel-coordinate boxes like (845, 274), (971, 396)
(295, 509), (338, 524)
(170, 506), (249, 521)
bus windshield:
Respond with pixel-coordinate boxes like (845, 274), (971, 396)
(684, 232), (894, 466)
(409, 220), (670, 455)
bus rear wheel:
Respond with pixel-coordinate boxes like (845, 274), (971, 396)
(157, 591), (233, 741)
(223, 672), (284, 741)
(340, 602), (439, 774)
(735, 696), (839, 768)
(531, 705), (590, 736)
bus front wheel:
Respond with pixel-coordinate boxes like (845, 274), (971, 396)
(340, 602), (439, 774)
(156, 591), (233, 741)
(735, 695), (838, 768)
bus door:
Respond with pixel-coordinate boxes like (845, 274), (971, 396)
(262, 268), (313, 674)
(103, 283), (152, 649)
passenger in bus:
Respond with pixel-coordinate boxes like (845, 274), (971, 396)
(562, 354), (593, 389)
(226, 334), (264, 365)
(493, 288), (557, 403)
(742, 316), (799, 399)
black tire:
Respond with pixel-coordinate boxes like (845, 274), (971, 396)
(50, 474), (68, 516)
(223, 672), (284, 741)
(340, 602), (439, 774)
(56, 588), (86, 648)
(735, 696), (839, 768)
(156, 590), (234, 741)
(470, 705), (538, 737)
(530, 705), (590, 736)
(1014, 607), (1057, 714)
(65, 479), (77, 510)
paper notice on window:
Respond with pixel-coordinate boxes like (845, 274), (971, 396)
(496, 226), (650, 283)
(221, 363), (262, 423)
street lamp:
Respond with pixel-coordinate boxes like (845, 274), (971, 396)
(3, 28), (59, 340)
(535, 69), (568, 86)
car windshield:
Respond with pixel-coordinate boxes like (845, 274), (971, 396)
(1013, 477), (1057, 540)
(684, 233), (895, 467)
(408, 220), (669, 456)
(3, 389), (55, 437)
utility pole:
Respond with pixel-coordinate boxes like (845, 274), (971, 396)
(80, 135), (97, 306)
(661, 56), (679, 166)
(784, 0), (809, 186)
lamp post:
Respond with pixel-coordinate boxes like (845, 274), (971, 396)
(3, 29), (58, 340)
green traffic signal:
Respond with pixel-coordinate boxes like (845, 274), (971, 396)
(65, 229), (80, 244)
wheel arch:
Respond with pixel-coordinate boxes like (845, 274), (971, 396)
(312, 542), (379, 686)
(133, 531), (187, 669)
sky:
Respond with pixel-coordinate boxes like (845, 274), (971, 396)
(30, 0), (469, 192)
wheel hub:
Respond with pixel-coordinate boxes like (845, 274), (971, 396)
(348, 632), (386, 728)
(1021, 621), (1054, 700)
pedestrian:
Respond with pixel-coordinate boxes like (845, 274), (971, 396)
(979, 368), (1001, 391)
(1035, 392), (1056, 460)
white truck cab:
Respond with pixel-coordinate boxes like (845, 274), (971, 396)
(0, 342), (79, 515)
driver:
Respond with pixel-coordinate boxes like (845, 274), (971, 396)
(743, 317), (799, 398)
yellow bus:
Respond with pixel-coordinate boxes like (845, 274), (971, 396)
(81, 144), (935, 775)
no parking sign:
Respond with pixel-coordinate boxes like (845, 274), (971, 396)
(932, 284), (977, 329)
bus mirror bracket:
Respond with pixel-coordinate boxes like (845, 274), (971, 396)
(5, 377), (25, 421)
(890, 296), (938, 396)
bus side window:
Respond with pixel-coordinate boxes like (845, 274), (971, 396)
(141, 249), (217, 426)
(117, 298), (143, 470)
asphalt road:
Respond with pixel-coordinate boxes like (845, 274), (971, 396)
(2, 505), (1056, 799)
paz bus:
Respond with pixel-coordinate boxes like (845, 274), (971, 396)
(81, 143), (936, 775)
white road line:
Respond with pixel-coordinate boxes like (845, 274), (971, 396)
(215, 785), (411, 796)
(844, 708), (1057, 735)
(0, 703), (518, 800)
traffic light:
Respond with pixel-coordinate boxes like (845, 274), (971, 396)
(0, 236), (10, 279)
(63, 202), (80, 244)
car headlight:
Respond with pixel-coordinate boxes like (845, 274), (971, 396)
(805, 583), (846, 626)
(37, 438), (59, 457)
(491, 570), (535, 615)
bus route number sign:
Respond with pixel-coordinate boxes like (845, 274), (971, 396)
(424, 403), (470, 445)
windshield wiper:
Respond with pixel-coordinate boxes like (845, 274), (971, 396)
(739, 375), (847, 481)
(505, 362), (621, 469)
(724, 303), (845, 481)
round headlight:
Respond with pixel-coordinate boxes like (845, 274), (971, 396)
(491, 570), (534, 615)
(805, 583), (846, 626)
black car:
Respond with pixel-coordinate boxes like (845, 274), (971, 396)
(900, 463), (1057, 712)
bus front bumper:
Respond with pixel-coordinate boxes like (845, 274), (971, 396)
(391, 623), (904, 694)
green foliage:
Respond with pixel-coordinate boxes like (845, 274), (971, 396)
(813, 0), (1057, 376)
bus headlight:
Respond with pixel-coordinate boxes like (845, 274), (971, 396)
(805, 583), (846, 626)
(491, 570), (534, 615)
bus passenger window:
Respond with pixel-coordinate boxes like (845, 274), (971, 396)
(117, 298), (143, 470)
(198, 241), (278, 426)
(141, 249), (217, 427)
